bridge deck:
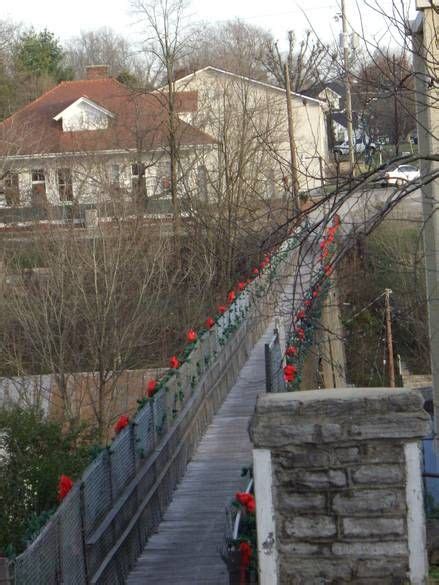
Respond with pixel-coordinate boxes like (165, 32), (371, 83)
(126, 322), (274, 585)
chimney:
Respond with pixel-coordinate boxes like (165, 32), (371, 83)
(85, 65), (109, 80)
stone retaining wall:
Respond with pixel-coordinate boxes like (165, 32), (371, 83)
(250, 387), (431, 584)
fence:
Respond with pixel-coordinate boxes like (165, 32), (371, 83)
(264, 328), (285, 393)
(0, 199), (174, 227)
(10, 235), (297, 585)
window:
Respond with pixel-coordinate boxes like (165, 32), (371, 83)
(3, 172), (19, 205)
(32, 169), (45, 183)
(110, 164), (120, 187)
(57, 168), (73, 201)
(31, 169), (46, 205)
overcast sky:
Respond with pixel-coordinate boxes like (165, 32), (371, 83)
(3, 0), (415, 49)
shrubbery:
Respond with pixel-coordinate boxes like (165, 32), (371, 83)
(0, 407), (92, 556)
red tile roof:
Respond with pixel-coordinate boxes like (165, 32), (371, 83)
(0, 78), (210, 157)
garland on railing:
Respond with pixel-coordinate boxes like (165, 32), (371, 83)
(57, 234), (300, 502)
(283, 215), (341, 390)
(222, 466), (257, 585)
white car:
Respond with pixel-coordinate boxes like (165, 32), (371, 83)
(384, 164), (420, 186)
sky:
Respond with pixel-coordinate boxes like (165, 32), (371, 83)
(3, 0), (416, 49)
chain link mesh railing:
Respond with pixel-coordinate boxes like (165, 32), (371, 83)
(10, 235), (298, 585)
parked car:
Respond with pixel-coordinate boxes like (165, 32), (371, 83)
(334, 137), (376, 156)
(382, 164), (420, 186)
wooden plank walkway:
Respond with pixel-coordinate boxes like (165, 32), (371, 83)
(126, 321), (275, 585)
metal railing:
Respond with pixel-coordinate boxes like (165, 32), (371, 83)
(10, 236), (297, 585)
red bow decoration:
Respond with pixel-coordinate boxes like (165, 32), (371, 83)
(235, 492), (256, 512)
(296, 327), (305, 340)
(239, 541), (252, 566)
(284, 364), (297, 382)
(187, 329), (197, 343)
(295, 310), (305, 321)
(205, 317), (215, 329)
(228, 290), (236, 303)
(169, 355), (180, 369)
(57, 474), (74, 502)
(147, 379), (157, 398)
(218, 305), (226, 314)
(114, 415), (129, 434)
(286, 345), (297, 357)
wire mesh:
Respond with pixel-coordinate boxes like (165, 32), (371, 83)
(133, 403), (154, 464)
(58, 486), (87, 584)
(82, 451), (112, 535)
(14, 517), (59, 585)
(110, 427), (136, 500)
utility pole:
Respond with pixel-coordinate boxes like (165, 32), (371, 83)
(384, 288), (396, 388)
(284, 61), (300, 216)
(341, 0), (355, 174)
(392, 54), (400, 157)
(411, 0), (439, 436)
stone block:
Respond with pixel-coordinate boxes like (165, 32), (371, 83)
(332, 541), (407, 557)
(278, 492), (326, 513)
(332, 489), (406, 515)
(274, 445), (332, 468)
(275, 468), (347, 490)
(351, 464), (404, 485)
(279, 558), (354, 583)
(362, 442), (405, 464)
(334, 446), (360, 464)
(355, 558), (409, 579)
(349, 414), (431, 441)
(250, 388), (431, 448)
(278, 541), (324, 556)
(284, 515), (337, 539)
(342, 517), (405, 538)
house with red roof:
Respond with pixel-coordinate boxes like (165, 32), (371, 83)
(0, 65), (216, 209)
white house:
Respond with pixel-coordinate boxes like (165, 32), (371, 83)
(164, 66), (330, 193)
(0, 66), (216, 209)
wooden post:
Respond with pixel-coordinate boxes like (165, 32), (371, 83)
(385, 288), (396, 387)
(341, 0), (355, 174)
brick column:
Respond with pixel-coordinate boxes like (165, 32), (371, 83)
(249, 387), (431, 584)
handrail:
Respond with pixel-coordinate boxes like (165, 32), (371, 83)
(232, 479), (254, 540)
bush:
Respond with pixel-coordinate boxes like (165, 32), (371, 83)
(0, 406), (92, 556)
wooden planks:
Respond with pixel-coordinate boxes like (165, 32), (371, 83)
(126, 323), (275, 585)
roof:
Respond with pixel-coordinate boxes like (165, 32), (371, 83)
(302, 80), (346, 101)
(0, 78), (211, 158)
(53, 96), (115, 121)
(332, 111), (359, 129)
(169, 66), (324, 106)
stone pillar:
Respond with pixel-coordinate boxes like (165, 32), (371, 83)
(249, 387), (431, 584)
